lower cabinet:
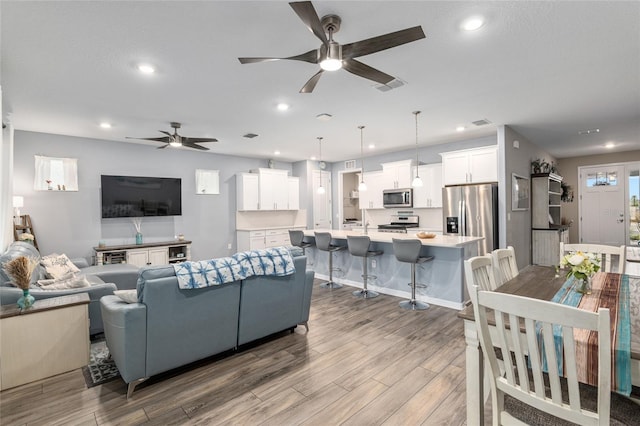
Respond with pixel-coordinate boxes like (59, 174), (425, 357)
(532, 228), (569, 266)
(126, 247), (169, 267)
(237, 228), (303, 252)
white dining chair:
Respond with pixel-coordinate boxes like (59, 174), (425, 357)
(491, 246), (518, 286)
(560, 242), (626, 274)
(464, 255), (499, 300)
(471, 285), (612, 425)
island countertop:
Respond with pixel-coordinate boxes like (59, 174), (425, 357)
(304, 229), (483, 248)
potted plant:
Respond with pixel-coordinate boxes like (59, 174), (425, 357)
(3, 256), (39, 308)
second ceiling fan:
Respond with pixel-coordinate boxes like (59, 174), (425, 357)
(238, 1), (426, 93)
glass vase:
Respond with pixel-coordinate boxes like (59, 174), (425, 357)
(135, 232), (143, 245)
(17, 289), (35, 309)
(575, 276), (592, 295)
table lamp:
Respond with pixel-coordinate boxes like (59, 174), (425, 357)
(13, 196), (24, 225)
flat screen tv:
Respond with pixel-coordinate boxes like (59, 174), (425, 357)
(101, 175), (182, 218)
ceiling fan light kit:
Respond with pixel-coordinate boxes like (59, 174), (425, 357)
(238, 1), (425, 93)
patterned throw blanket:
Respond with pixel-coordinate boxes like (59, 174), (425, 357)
(543, 272), (631, 396)
(172, 246), (296, 289)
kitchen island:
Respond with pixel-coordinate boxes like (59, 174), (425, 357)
(303, 230), (483, 309)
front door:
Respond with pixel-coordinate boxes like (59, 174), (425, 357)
(579, 164), (625, 245)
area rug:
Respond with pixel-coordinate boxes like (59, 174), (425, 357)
(82, 340), (121, 388)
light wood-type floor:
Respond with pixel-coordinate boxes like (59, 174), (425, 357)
(0, 280), (476, 425)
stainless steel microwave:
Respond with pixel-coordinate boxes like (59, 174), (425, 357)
(382, 188), (413, 208)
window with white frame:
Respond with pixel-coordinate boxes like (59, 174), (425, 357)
(34, 155), (78, 191)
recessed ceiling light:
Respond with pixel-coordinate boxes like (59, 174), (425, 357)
(605, 142), (615, 149)
(462, 17), (484, 31)
(368, 144), (375, 149)
(310, 156), (317, 161)
(137, 64), (155, 74)
(277, 103), (290, 111)
(99, 122), (112, 129)
(274, 150), (281, 155)
(456, 126), (465, 132)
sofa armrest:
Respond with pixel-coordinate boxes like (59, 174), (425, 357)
(100, 295), (147, 384)
(71, 258), (90, 269)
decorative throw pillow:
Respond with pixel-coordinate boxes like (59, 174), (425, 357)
(36, 273), (90, 290)
(114, 289), (138, 304)
(40, 253), (81, 280)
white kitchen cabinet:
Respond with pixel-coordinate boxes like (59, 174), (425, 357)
(236, 173), (260, 211)
(381, 160), (413, 189)
(257, 168), (289, 210)
(126, 247), (169, 267)
(440, 146), (498, 185)
(237, 227), (303, 252)
(412, 163), (443, 208)
(359, 171), (385, 209)
(287, 177), (300, 210)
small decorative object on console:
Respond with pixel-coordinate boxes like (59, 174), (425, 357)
(3, 256), (39, 308)
(132, 218), (143, 245)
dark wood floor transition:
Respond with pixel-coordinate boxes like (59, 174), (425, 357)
(0, 280), (471, 425)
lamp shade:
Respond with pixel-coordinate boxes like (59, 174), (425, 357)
(12, 196), (24, 208)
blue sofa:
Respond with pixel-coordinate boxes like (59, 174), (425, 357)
(100, 255), (314, 397)
(0, 241), (139, 335)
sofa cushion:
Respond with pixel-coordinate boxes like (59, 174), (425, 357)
(114, 289), (138, 303)
(41, 253), (81, 279)
(36, 273), (90, 290)
(0, 241), (46, 286)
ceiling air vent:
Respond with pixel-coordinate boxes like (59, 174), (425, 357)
(344, 160), (357, 169)
(243, 133), (258, 139)
(374, 78), (406, 92)
(471, 119), (492, 126)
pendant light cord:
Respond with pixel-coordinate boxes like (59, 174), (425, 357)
(358, 126), (365, 182)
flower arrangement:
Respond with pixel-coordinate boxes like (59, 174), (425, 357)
(18, 233), (35, 243)
(3, 256), (38, 290)
(132, 218), (142, 234)
(559, 251), (600, 281)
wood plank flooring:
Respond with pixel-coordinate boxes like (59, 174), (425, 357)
(0, 280), (476, 425)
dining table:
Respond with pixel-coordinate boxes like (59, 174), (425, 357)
(458, 265), (637, 426)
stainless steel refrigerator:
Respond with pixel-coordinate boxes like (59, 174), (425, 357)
(442, 183), (498, 255)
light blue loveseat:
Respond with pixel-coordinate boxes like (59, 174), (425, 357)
(0, 241), (139, 335)
(100, 254), (314, 397)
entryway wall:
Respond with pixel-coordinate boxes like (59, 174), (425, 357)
(558, 150), (640, 244)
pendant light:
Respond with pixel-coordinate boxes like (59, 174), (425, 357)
(411, 111), (423, 188)
(358, 125), (367, 191)
(316, 137), (325, 195)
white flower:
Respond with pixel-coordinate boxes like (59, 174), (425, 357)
(567, 253), (585, 266)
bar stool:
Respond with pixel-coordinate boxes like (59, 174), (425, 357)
(288, 230), (312, 255)
(347, 235), (383, 299)
(392, 238), (434, 310)
(314, 232), (345, 289)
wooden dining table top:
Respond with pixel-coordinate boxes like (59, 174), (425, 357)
(457, 264), (639, 360)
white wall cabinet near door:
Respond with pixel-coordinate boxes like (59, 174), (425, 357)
(359, 171), (385, 209)
(412, 163), (443, 208)
(236, 173), (260, 211)
(287, 177), (300, 210)
(440, 146), (498, 185)
(381, 160), (413, 189)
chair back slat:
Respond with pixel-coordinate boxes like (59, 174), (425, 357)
(492, 246), (519, 285)
(472, 286), (611, 425)
(560, 242), (626, 274)
(464, 255), (499, 300)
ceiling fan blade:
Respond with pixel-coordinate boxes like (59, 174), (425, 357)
(157, 144), (169, 149)
(289, 1), (328, 45)
(126, 136), (171, 143)
(182, 142), (210, 151)
(239, 49), (319, 65)
(299, 69), (324, 93)
(158, 130), (172, 136)
(183, 137), (219, 143)
(342, 59), (394, 85)
(342, 26), (425, 59)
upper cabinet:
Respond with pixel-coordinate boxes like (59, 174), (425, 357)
(412, 163), (443, 208)
(236, 173), (260, 211)
(359, 171), (385, 209)
(287, 177), (300, 210)
(440, 146), (498, 185)
(236, 169), (297, 211)
(531, 173), (563, 228)
(381, 160), (413, 189)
